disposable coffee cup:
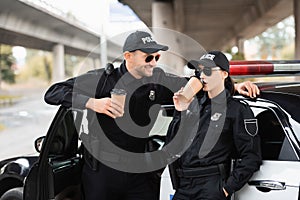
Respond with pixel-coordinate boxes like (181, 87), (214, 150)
(181, 77), (203, 102)
(110, 89), (127, 108)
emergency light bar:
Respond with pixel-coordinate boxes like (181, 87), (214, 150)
(229, 60), (300, 75)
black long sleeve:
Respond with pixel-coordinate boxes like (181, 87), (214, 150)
(44, 69), (106, 109)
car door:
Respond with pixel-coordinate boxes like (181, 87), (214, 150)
(233, 104), (300, 200)
(24, 106), (83, 200)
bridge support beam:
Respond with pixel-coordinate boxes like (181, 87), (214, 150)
(152, 0), (185, 75)
(52, 44), (65, 82)
(295, 0), (300, 59)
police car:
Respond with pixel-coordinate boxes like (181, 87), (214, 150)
(0, 61), (299, 200)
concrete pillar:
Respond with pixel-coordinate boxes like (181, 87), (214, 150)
(94, 58), (101, 69)
(100, 0), (109, 68)
(237, 38), (244, 55)
(294, 0), (300, 82)
(233, 37), (245, 59)
(295, 0), (300, 59)
(152, 0), (174, 29)
(0, 44), (2, 89)
(52, 44), (65, 83)
(152, 0), (185, 75)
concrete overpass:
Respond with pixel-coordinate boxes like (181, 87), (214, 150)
(1, 0), (299, 78)
(119, 0), (300, 73)
(0, 0), (122, 82)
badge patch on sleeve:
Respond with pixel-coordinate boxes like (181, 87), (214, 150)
(244, 119), (258, 136)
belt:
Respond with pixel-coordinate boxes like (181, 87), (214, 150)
(176, 164), (226, 178)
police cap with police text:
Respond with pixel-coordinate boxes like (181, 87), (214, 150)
(123, 31), (169, 53)
(187, 51), (230, 74)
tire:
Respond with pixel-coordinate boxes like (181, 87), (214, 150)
(1, 187), (23, 200)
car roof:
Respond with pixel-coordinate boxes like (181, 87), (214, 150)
(257, 82), (300, 96)
(259, 91), (300, 122)
(255, 82), (300, 122)
(236, 81), (300, 123)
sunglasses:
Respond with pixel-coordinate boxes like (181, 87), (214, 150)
(145, 54), (160, 63)
(196, 67), (220, 76)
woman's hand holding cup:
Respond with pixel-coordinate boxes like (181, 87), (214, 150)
(173, 77), (203, 111)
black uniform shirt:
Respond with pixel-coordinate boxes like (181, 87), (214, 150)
(44, 61), (187, 153)
(176, 90), (262, 194)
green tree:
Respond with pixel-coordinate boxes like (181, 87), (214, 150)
(251, 16), (295, 59)
(281, 43), (295, 60)
(17, 48), (85, 82)
(0, 44), (16, 84)
(17, 49), (53, 83)
(44, 56), (52, 83)
(231, 52), (245, 60)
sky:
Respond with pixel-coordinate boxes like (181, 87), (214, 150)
(44, 0), (147, 35)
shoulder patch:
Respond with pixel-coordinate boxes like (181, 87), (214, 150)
(244, 119), (258, 136)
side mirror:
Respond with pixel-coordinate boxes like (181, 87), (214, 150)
(34, 136), (45, 153)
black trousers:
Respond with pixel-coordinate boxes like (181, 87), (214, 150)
(81, 162), (160, 200)
(172, 174), (229, 200)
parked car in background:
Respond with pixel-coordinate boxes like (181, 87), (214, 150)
(0, 61), (299, 200)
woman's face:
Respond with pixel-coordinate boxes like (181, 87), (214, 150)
(199, 65), (228, 98)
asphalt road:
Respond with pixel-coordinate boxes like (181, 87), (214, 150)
(0, 91), (57, 160)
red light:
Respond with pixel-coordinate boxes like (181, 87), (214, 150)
(230, 61), (274, 75)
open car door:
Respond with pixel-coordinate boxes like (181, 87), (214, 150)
(24, 106), (83, 200)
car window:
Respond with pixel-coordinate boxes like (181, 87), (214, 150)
(252, 107), (299, 161)
(255, 109), (285, 160)
(48, 108), (82, 159)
